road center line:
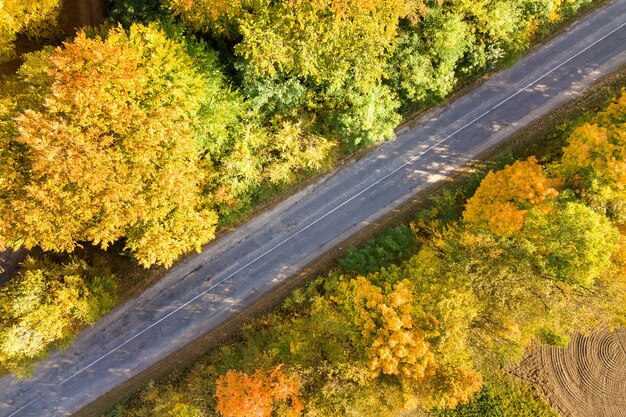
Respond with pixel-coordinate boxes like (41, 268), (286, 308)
(8, 16), (626, 417)
(57, 15), (626, 390)
(6, 399), (37, 417)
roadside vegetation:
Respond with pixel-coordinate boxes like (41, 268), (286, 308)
(0, 0), (604, 374)
(108, 89), (626, 416)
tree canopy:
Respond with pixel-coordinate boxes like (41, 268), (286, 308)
(560, 91), (626, 222)
(0, 24), (221, 267)
(166, 0), (430, 147)
(214, 365), (303, 417)
(463, 157), (559, 236)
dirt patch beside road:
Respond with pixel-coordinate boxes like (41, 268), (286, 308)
(513, 329), (626, 417)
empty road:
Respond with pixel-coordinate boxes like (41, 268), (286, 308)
(2, 1), (626, 415)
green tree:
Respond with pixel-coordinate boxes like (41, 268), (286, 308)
(388, 9), (470, 107)
(446, 0), (528, 72)
(524, 202), (619, 287)
(325, 84), (401, 146)
(409, 224), (572, 362)
(169, 0), (425, 146)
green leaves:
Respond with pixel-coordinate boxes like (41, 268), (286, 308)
(388, 10), (470, 107)
(524, 202), (619, 287)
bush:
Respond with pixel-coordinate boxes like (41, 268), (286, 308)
(338, 225), (417, 275)
(0, 256), (116, 375)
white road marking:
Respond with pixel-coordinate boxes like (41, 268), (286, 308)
(6, 400), (37, 417)
(7, 16), (626, 417)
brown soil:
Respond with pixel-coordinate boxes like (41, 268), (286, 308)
(58, 0), (108, 32)
(513, 329), (626, 417)
(0, 248), (26, 284)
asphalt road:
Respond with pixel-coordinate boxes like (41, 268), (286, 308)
(2, 1), (626, 416)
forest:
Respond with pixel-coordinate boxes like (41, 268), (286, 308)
(0, 0), (602, 381)
(109, 89), (626, 416)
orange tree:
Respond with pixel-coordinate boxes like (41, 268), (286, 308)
(463, 157), (559, 236)
(214, 365), (303, 417)
(332, 272), (483, 409)
(334, 276), (436, 381)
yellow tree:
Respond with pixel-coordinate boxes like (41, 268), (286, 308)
(0, 0), (62, 61)
(0, 256), (116, 374)
(560, 90), (626, 221)
(336, 276), (435, 381)
(334, 272), (483, 409)
(0, 25), (219, 267)
(463, 157), (559, 236)
(166, 0), (249, 36)
(234, 0), (423, 91)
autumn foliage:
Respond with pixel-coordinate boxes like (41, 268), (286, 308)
(214, 365), (303, 417)
(169, 0), (425, 35)
(121, 96), (626, 414)
(560, 90), (626, 221)
(0, 0), (62, 61)
(337, 276), (435, 380)
(0, 0), (615, 413)
(0, 25), (218, 267)
(0, 256), (116, 373)
(463, 157), (559, 235)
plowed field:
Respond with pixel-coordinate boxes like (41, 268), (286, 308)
(513, 329), (626, 417)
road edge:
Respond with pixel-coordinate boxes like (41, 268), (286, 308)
(74, 60), (626, 417)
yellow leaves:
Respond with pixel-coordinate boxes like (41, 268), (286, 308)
(0, 0), (61, 61)
(0, 256), (116, 373)
(485, 202), (528, 236)
(463, 157), (559, 236)
(337, 276), (436, 381)
(261, 121), (335, 184)
(549, 0), (563, 22)
(0, 24), (219, 267)
(562, 122), (626, 191)
(563, 123), (610, 165)
(431, 365), (484, 410)
(293, 0), (422, 24)
(560, 89), (626, 221)
(167, 0), (252, 34)
(231, 0), (427, 91)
